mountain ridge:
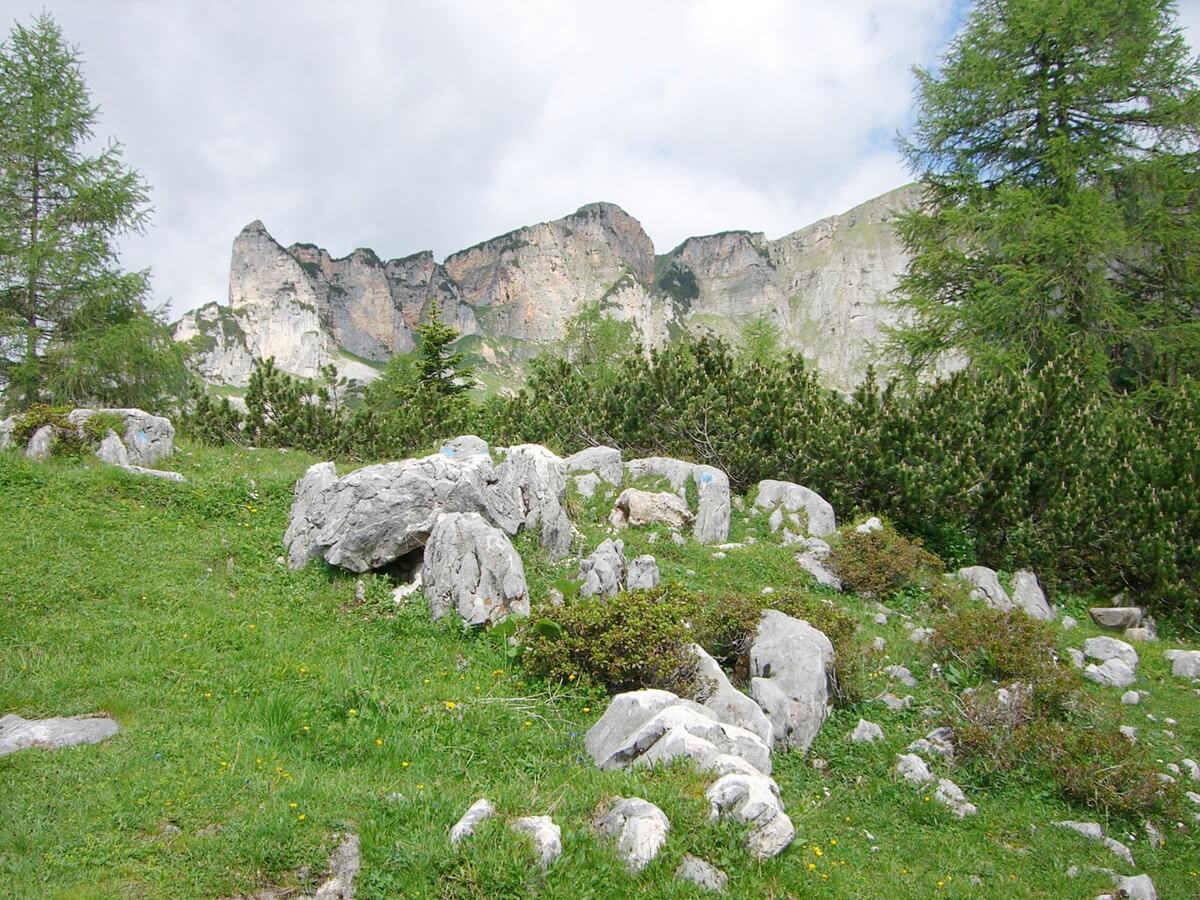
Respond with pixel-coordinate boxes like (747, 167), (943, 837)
(172, 184), (924, 393)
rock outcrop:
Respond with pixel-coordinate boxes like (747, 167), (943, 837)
(174, 185), (938, 394)
(423, 512), (529, 626)
(748, 610), (834, 753)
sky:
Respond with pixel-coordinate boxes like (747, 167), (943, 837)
(11, 0), (1200, 320)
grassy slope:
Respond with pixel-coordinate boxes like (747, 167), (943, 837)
(0, 445), (1197, 898)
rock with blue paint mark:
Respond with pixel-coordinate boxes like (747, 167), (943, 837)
(67, 408), (176, 466)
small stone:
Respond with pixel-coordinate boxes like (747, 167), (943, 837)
(1181, 758), (1199, 781)
(0, 714), (120, 756)
(1121, 690), (1140, 705)
(855, 517), (883, 534)
(1067, 648), (1085, 668)
(510, 816), (561, 870)
(450, 798), (496, 847)
(883, 665), (917, 687)
(160, 823), (182, 839)
(870, 636), (887, 651)
(879, 693), (914, 711)
(934, 778), (977, 818)
(675, 855), (727, 891)
(1061, 615), (1078, 630)
(1119, 725), (1139, 742)
(873, 613), (888, 625)
(593, 797), (670, 873)
(895, 753), (933, 785)
(908, 627), (933, 644)
(850, 719), (884, 743)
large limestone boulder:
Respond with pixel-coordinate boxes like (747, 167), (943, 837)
(956, 566), (1014, 612)
(749, 610), (834, 753)
(1090, 606), (1143, 629)
(282, 450), (523, 572)
(752, 480), (836, 538)
(626, 554), (661, 590)
(626, 456), (731, 543)
(1165, 649), (1200, 678)
(68, 408), (175, 466)
(564, 446), (623, 486)
(690, 644), (774, 746)
(579, 539), (627, 599)
(424, 512), (529, 626)
(1009, 569), (1054, 621)
(1084, 636), (1139, 669)
(610, 489), (693, 531)
(497, 444), (573, 560)
(0, 714), (120, 756)
(25, 425), (54, 460)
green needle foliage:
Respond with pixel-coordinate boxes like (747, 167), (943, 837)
(891, 0), (1200, 391)
(0, 13), (185, 412)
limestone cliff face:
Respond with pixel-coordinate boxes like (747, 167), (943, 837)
(174, 185), (923, 392)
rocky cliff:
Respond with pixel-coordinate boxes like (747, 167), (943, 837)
(173, 184), (923, 393)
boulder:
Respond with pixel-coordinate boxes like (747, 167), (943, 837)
(626, 456), (697, 494)
(565, 446), (623, 486)
(1112, 874), (1156, 900)
(706, 773), (795, 859)
(610, 489), (693, 531)
(675, 855), (728, 892)
(690, 644), (774, 746)
(1089, 607), (1143, 629)
(1165, 649), (1200, 678)
(1010, 570), (1054, 621)
(68, 408), (175, 466)
(692, 465), (731, 544)
(573, 472), (603, 499)
(282, 462), (340, 569)
(855, 516), (884, 534)
(748, 610), (834, 753)
(510, 816), (561, 870)
(450, 798), (496, 847)
(579, 539), (626, 599)
(1084, 659), (1137, 688)
(585, 690), (715, 763)
(1083, 637), (1139, 669)
(753, 480), (836, 537)
(0, 415), (14, 450)
(956, 566), (1014, 612)
(498, 444), (572, 560)
(283, 451), (521, 573)
(626, 554), (660, 591)
(0, 714), (120, 756)
(593, 797), (670, 873)
(25, 425), (54, 460)
(423, 512), (529, 627)
(96, 430), (130, 467)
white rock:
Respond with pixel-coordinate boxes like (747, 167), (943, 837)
(795, 552), (842, 591)
(96, 430), (130, 467)
(1061, 615), (1078, 629)
(753, 479), (836, 537)
(705, 773), (795, 859)
(440, 435), (490, 459)
(610, 488), (693, 531)
(450, 798), (496, 847)
(690, 644), (774, 746)
(69, 408), (176, 466)
(309, 832), (360, 900)
(884, 665), (917, 687)
(909, 627), (934, 644)
(895, 753), (933, 785)
(1067, 648), (1086, 669)
(879, 693), (914, 711)
(1121, 691), (1140, 705)
(424, 512), (529, 626)
(1112, 874), (1156, 899)
(749, 610), (834, 753)
(0, 714), (120, 756)
(934, 778), (977, 818)
(908, 727), (955, 760)
(956, 566), (1014, 612)
(25, 425), (54, 460)
(1010, 569), (1054, 621)
(593, 797), (670, 873)
(578, 538), (626, 600)
(626, 554), (660, 590)
(855, 516), (883, 534)
(564, 446), (623, 486)
(1053, 820), (1135, 868)
(498, 444), (573, 559)
(870, 636), (887, 651)
(510, 816), (561, 870)
(1120, 725), (1139, 742)
(1181, 758), (1199, 781)
(1083, 637), (1139, 669)
(1164, 649), (1200, 678)
(1089, 607), (1143, 629)
(675, 855), (728, 892)
(850, 719), (884, 743)
(574, 472), (602, 499)
(1084, 659), (1137, 688)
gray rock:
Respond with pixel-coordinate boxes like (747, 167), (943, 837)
(1164, 649), (1200, 678)
(895, 753), (933, 785)
(1052, 822), (1135, 867)
(1120, 725), (1139, 742)
(510, 816), (561, 870)
(690, 644), (774, 746)
(68, 408), (176, 466)
(1084, 637), (1139, 669)
(124, 465), (187, 482)
(870, 636), (887, 651)
(879, 693), (914, 711)
(1121, 691), (1140, 705)
(603, 704), (773, 775)
(796, 552), (843, 591)
(850, 719), (884, 743)
(956, 566), (1014, 612)
(1084, 659), (1137, 688)
(626, 554), (660, 590)
(439, 435), (490, 459)
(1124, 626), (1157, 643)
(564, 446), (623, 486)
(593, 797), (670, 873)
(424, 512), (529, 626)
(1182, 758), (1200, 781)
(498, 444), (573, 560)
(585, 689), (717, 766)
(25, 425), (54, 460)
(0, 415), (15, 450)
(749, 610), (834, 752)
(610, 488), (693, 531)
(692, 465), (731, 544)
(284, 451), (523, 573)
(753, 479), (836, 537)
(96, 430), (130, 467)
(626, 456), (697, 495)
(0, 713), (120, 756)
(855, 516), (883, 534)
(579, 539), (626, 599)
(908, 626), (934, 644)
(884, 665), (917, 687)
(675, 855), (728, 892)
(908, 727), (955, 760)
(706, 773), (796, 859)
(1061, 615), (1078, 629)
(934, 778), (977, 818)
(307, 832), (360, 900)
(873, 612), (889, 625)
(450, 798), (496, 847)
(573, 472), (602, 499)
(1010, 569), (1054, 621)
(1067, 647), (1086, 668)
(1112, 874), (1156, 900)
(1089, 607), (1143, 629)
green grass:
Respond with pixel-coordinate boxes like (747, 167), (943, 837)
(1, 447), (1197, 897)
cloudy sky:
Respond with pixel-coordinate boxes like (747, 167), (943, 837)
(15, 0), (1200, 319)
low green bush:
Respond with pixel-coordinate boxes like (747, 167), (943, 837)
(828, 523), (943, 598)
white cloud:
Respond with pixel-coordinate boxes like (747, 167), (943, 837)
(22, 0), (1200, 318)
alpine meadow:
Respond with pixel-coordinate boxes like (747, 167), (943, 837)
(2, 3), (1200, 899)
